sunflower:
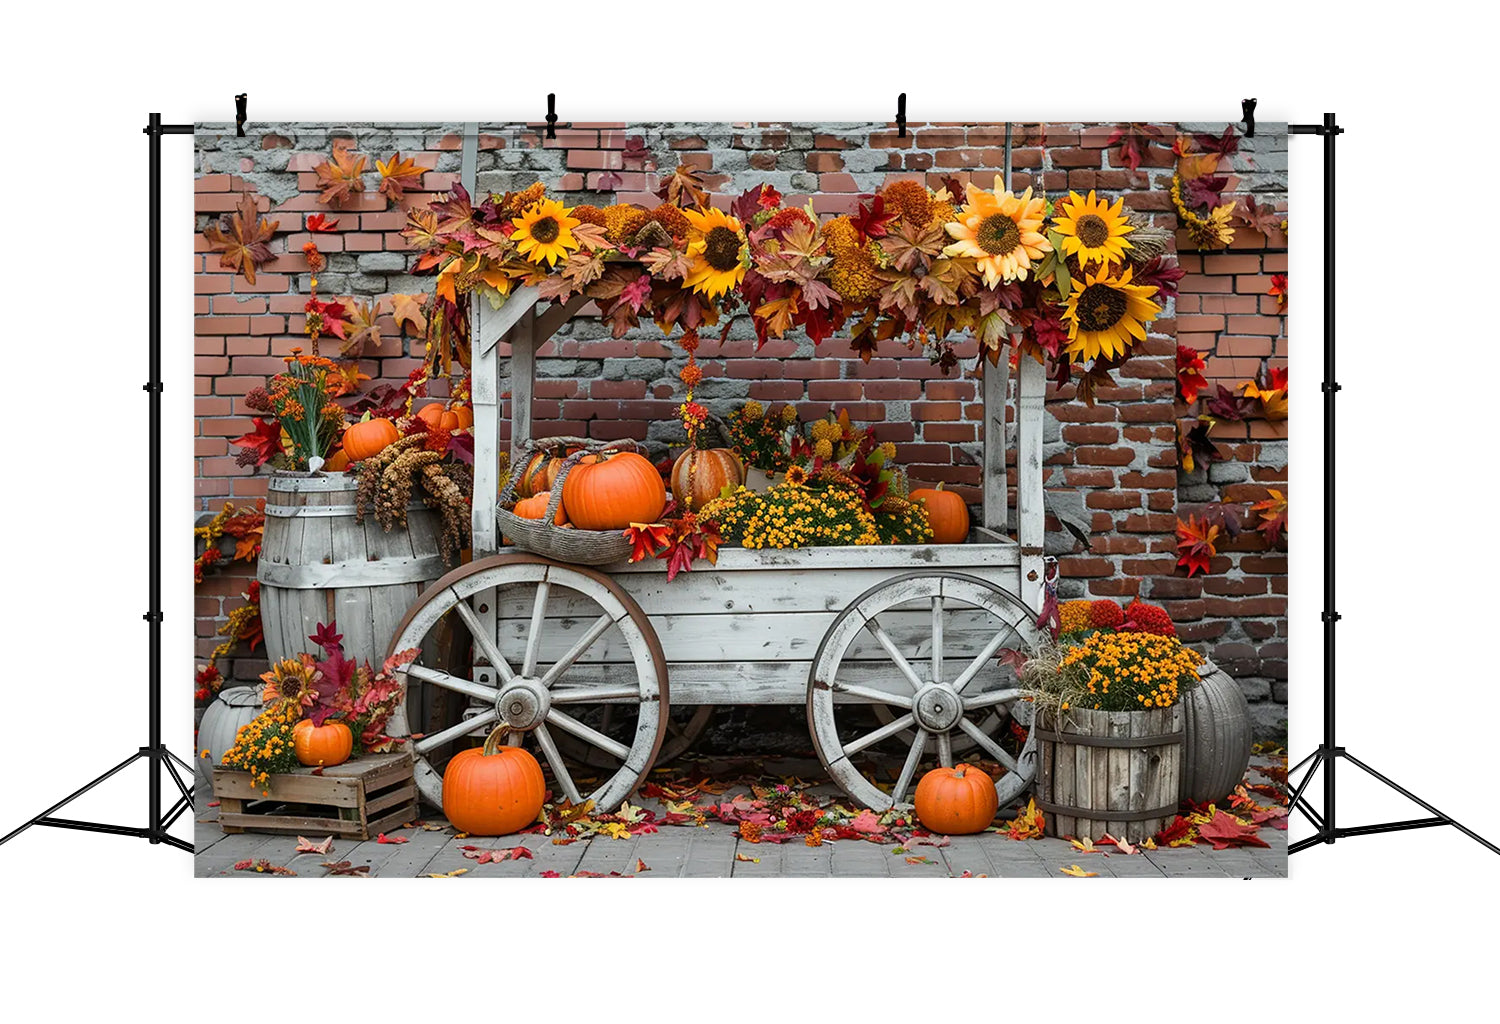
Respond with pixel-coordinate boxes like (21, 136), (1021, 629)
(1053, 190), (1135, 268)
(783, 465), (808, 486)
(259, 655), (320, 710)
(511, 198), (581, 267)
(943, 183), (1051, 287)
(1060, 266), (1162, 363)
(681, 206), (748, 298)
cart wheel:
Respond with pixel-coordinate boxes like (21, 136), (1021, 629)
(807, 571), (1040, 811)
(553, 705), (714, 770)
(385, 554), (668, 813)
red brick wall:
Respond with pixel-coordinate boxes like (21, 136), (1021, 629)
(193, 120), (1289, 735)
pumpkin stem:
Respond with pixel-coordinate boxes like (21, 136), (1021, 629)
(481, 724), (516, 756)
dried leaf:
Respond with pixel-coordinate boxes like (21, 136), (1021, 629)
(376, 832), (409, 844)
(1176, 514), (1219, 577)
(204, 193), (278, 285)
(459, 845), (534, 864)
(377, 152), (426, 201)
(634, 858), (651, 873)
(294, 835), (334, 855)
(423, 868), (469, 878)
(314, 144), (368, 206)
(1195, 808), (1270, 850)
(1060, 864), (1099, 877)
(321, 860), (369, 877)
(734, 852), (760, 863)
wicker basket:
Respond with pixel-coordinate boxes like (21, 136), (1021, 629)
(497, 437), (643, 565)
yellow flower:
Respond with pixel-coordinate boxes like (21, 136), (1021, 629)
(944, 182), (1051, 287)
(681, 206), (748, 299)
(1052, 190), (1135, 269)
(511, 197), (581, 267)
(1060, 265), (1162, 363)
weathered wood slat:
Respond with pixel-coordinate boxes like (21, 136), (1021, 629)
(1037, 706), (1182, 843)
(210, 752), (418, 841)
(1015, 356), (1046, 612)
(981, 354), (1011, 532)
(607, 542), (1020, 574)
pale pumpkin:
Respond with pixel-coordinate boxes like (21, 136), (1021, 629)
(442, 727), (547, 835)
(560, 451), (666, 530)
(292, 719), (353, 768)
(910, 485), (970, 544)
(670, 447), (745, 510)
(913, 763), (998, 834)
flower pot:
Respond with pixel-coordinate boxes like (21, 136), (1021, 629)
(1035, 705), (1183, 844)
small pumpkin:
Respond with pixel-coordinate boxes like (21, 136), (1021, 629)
(323, 448), (350, 473)
(415, 401), (475, 433)
(342, 416), (400, 463)
(670, 447), (745, 510)
(516, 444), (581, 498)
(561, 450), (667, 531)
(913, 763), (998, 834)
(442, 726), (547, 835)
(910, 484), (971, 544)
(292, 719), (353, 768)
(512, 490), (568, 526)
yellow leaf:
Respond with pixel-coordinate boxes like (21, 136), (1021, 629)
(423, 868), (468, 878)
(1060, 865), (1099, 878)
(734, 853), (760, 863)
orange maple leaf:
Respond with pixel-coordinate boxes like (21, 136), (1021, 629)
(1175, 514), (1219, 577)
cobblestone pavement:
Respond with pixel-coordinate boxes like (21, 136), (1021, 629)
(195, 757), (1287, 879)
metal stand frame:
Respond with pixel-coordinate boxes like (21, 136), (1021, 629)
(0, 114), (196, 854)
(1286, 113), (1498, 857)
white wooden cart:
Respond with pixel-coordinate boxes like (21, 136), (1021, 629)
(384, 283), (1051, 814)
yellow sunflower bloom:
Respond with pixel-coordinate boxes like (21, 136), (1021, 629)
(1053, 190), (1135, 268)
(511, 197), (581, 267)
(943, 182), (1051, 287)
(681, 206), (748, 298)
(1060, 266), (1162, 363)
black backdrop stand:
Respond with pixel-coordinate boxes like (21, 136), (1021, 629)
(0, 114), (196, 853)
(1286, 113), (1498, 857)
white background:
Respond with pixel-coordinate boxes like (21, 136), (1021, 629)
(1, 1), (1494, 1018)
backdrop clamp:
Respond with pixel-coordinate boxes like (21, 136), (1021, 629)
(545, 93), (558, 139)
(1241, 97), (1257, 137)
(235, 93), (248, 137)
(895, 93), (907, 138)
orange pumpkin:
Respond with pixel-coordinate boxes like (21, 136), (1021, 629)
(323, 448), (350, 473)
(292, 719), (353, 768)
(561, 451), (666, 531)
(442, 727), (547, 835)
(670, 447), (745, 510)
(913, 763), (998, 834)
(910, 485), (971, 544)
(515, 444), (581, 498)
(342, 417), (400, 462)
(415, 401), (475, 433)
(512, 490), (568, 526)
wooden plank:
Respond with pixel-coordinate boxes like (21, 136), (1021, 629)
(508, 306), (536, 470)
(330, 512), (374, 669)
(1106, 711), (1131, 841)
(607, 541), (1020, 574)
(477, 285), (544, 356)
(470, 299), (501, 558)
(1074, 709), (1094, 839)
(257, 555), (448, 589)
(1015, 355), (1046, 612)
(981, 352), (1011, 532)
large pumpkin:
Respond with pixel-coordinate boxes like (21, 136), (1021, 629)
(292, 719), (353, 768)
(415, 401), (474, 433)
(342, 417), (400, 462)
(910, 485), (971, 544)
(913, 763), (998, 834)
(561, 451), (666, 531)
(442, 727), (547, 835)
(670, 447), (745, 510)
(512, 490), (568, 526)
(516, 444), (581, 499)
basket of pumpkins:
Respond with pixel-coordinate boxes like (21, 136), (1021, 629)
(498, 436), (666, 566)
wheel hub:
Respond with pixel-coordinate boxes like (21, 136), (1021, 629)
(496, 677), (550, 731)
(913, 683), (963, 732)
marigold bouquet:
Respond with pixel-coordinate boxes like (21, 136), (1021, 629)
(1020, 602), (1200, 713)
(217, 699), (301, 794)
(723, 400), (799, 474)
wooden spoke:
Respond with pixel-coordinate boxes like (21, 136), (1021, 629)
(957, 716), (1018, 773)
(451, 598), (514, 685)
(535, 612), (614, 690)
(843, 713), (918, 757)
(414, 710), (497, 755)
(949, 627), (1017, 694)
(405, 663), (499, 704)
(936, 728), (953, 769)
(963, 687), (1024, 709)
(863, 618), (925, 691)
(532, 723), (583, 806)
(834, 684), (913, 709)
(891, 729), (929, 805)
(522, 580), (552, 677)
(930, 593), (944, 686)
(546, 708), (632, 761)
(550, 684), (643, 704)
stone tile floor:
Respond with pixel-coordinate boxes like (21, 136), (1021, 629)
(194, 756), (1287, 879)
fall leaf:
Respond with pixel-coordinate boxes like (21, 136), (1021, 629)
(321, 860), (369, 877)
(376, 151), (427, 202)
(1268, 273), (1288, 310)
(623, 522), (672, 563)
(1194, 124), (1241, 160)
(852, 195), (897, 242)
(231, 417), (283, 468)
(1206, 384), (1255, 422)
(460, 845), (534, 864)
(424, 869), (469, 878)
(1177, 345), (1208, 404)
(294, 835), (334, 855)
(903, 856), (936, 865)
(305, 213), (339, 233)
(1183, 174), (1229, 211)
(340, 297), (384, 356)
(634, 858), (651, 873)
(204, 193), (278, 285)
(1236, 195), (1282, 240)
(389, 293), (429, 336)
(314, 144), (368, 206)
(734, 853), (760, 863)
(1195, 808), (1270, 850)
(1069, 836), (1101, 854)
(376, 832), (409, 844)
(1060, 864), (1099, 877)
(1251, 489), (1288, 545)
(1178, 418), (1222, 474)
(1176, 514), (1219, 577)
(1100, 833), (1138, 855)
(655, 163), (709, 211)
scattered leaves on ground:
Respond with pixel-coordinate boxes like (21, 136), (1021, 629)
(1060, 864), (1099, 877)
(321, 860), (369, 877)
(376, 833), (408, 844)
(294, 835), (334, 855)
(460, 845), (534, 865)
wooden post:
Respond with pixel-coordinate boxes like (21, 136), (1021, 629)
(510, 306), (536, 471)
(980, 353), (1011, 533)
(469, 306), (500, 560)
(1016, 356), (1046, 611)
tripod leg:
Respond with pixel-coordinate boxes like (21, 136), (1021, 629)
(1340, 752), (1500, 857)
(1285, 752), (1326, 832)
(161, 755), (195, 810)
(165, 748), (197, 777)
(1288, 748), (1320, 778)
(0, 751), (145, 847)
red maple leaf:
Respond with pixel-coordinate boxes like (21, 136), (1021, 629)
(1176, 345), (1209, 404)
(1268, 274), (1288, 310)
(1175, 515), (1219, 577)
(757, 184), (783, 210)
(1195, 809), (1270, 850)
(852, 195), (897, 242)
(305, 213), (340, 233)
(622, 522), (672, 563)
(230, 417), (283, 467)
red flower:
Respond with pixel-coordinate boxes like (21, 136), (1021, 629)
(1088, 600), (1124, 630)
(230, 417), (283, 467)
(1122, 600), (1177, 637)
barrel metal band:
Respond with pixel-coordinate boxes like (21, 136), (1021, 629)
(257, 555), (448, 589)
(1033, 799), (1180, 823)
(265, 502), (424, 518)
(1033, 729), (1184, 748)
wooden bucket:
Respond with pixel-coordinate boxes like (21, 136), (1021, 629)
(257, 472), (447, 669)
(1035, 705), (1183, 844)
(1180, 662), (1254, 804)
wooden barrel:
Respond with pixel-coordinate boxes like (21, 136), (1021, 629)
(1180, 662), (1254, 804)
(1035, 705), (1183, 844)
(258, 472), (447, 670)
(196, 686), (263, 785)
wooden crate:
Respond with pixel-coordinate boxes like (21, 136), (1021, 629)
(211, 751), (418, 840)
